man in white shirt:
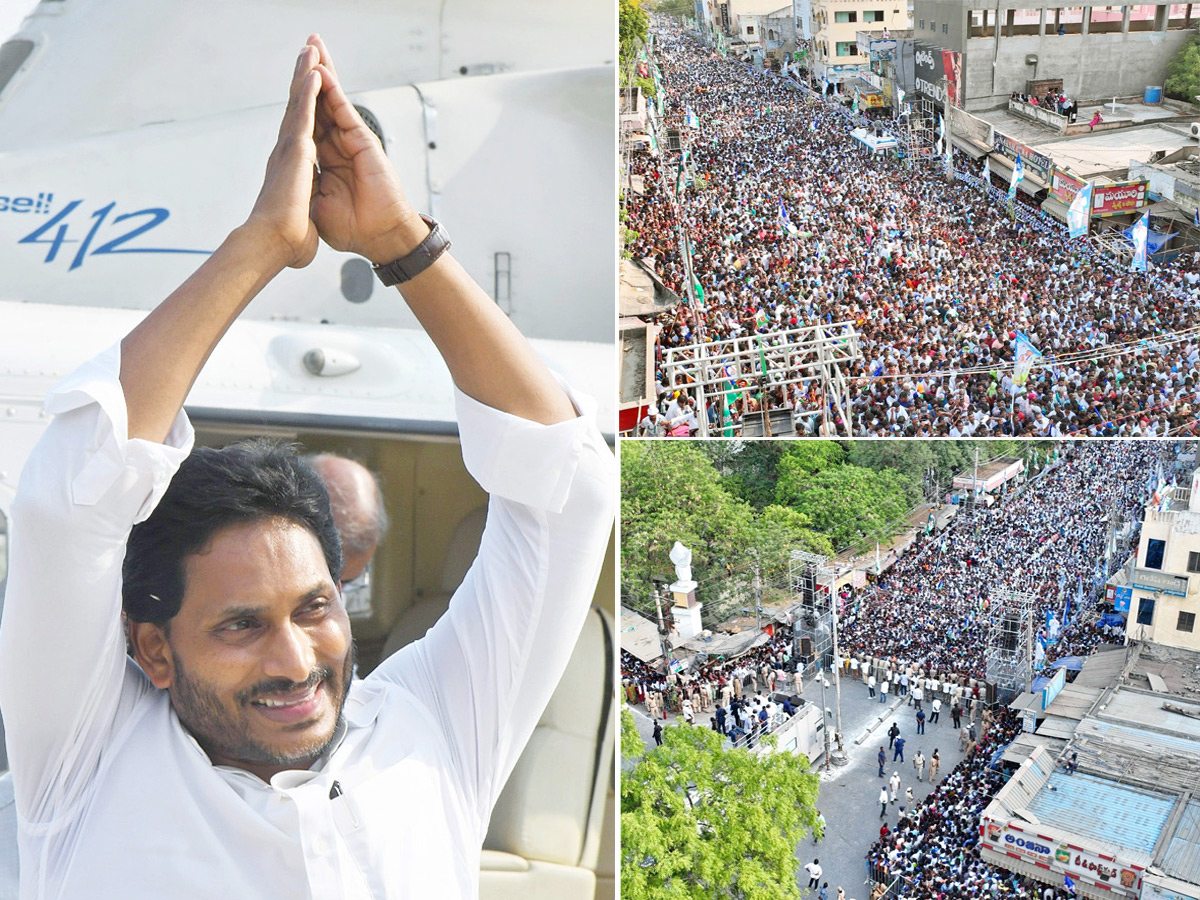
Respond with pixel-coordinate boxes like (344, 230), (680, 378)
(0, 36), (612, 900)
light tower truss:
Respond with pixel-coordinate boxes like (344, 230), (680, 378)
(984, 589), (1037, 705)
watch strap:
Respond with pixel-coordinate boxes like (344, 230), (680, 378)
(371, 215), (452, 286)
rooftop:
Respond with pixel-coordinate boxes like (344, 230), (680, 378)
(1027, 770), (1175, 854)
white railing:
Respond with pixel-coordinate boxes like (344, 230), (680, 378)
(1007, 98), (1069, 133)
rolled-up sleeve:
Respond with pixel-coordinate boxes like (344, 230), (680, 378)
(0, 343), (193, 824)
(373, 378), (615, 828)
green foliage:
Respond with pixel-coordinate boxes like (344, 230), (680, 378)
(653, 0), (696, 19)
(621, 442), (756, 610)
(623, 707), (647, 762)
(622, 722), (820, 900)
(845, 443), (930, 505)
(775, 442), (845, 482)
(703, 442), (787, 509)
(621, 0), (650, 69)
(776, 464), (911, 553)
(1166, 34), (1200, 103)
(752, 505), (834, 584)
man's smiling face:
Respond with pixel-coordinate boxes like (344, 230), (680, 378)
(133, 516), (353, 781)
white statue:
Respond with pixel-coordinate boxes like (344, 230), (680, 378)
(669, 541), (693, 585)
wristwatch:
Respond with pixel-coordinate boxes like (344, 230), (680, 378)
(371, 214), (452, 286)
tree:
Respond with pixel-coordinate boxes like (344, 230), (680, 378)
(620, 0), (649, 70)
(621, 442), (755, 613)
(654, 0), (696, 19)
(704, 441), (787, 510)
(774, 442), (845, 485)
(751, 505), (834, 585)
(622, 711), (821, 900)
(1166, 34), (1200, 103)
(776, 464), (911, 553)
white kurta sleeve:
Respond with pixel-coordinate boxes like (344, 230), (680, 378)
(369, 380), (614, 828)
(0, 344), (193, 825)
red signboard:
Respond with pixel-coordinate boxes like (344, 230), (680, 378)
(1050, 168), (1085, 205)
(1091, 180), (1149, 217)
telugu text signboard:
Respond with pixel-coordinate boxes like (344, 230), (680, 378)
(981, 819), (1143, 897)
(1050, 168), (1085, 205)
(913, 43), (963, 106)
(1091, 181), (1149, 217)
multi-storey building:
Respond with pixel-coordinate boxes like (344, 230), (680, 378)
(908, 0), (1193, 110)
(1107, 474), (1200, 653)
(811, 0), (909, 86)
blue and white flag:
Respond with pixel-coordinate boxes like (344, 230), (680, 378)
(822, 76), (830, 95)
(685, 107), (700, 129)
(1131, 208), (1150, 272)
(982, 156), (990, 186)
(936, 115), (945, 156)
(1068, 181), (1093, 239)
(810, 117), (818, 132)
(1193, 206), (1199, 228)
(1013, 330), (1040, 386)
(1064, 875), (1076, 896)
(1008, 155), (1023, 201)
(778, 197), (793, 232)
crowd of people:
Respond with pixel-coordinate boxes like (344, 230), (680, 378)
(628, 26), (1200, 437)
(865, 709), (1079, 900)
(1009, 89), (1078, 123)
(838, 441), (1157, 680)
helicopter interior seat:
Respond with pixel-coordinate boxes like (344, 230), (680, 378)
(378, 504), (616, 899)
(379, 504), (488, 658)
(479, 605), (614, 900)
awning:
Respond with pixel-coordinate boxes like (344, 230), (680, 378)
(1042, 194), (1070, 224)
(950, 134), (988, 160)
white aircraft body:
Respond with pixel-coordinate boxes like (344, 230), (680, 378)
(0, 2), (617, 899)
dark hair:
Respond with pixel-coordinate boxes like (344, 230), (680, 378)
(123, 439), (343, 625)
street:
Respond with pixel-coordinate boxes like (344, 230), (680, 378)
(627, 667), (981, 898)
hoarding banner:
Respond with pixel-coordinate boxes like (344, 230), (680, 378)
(1092, 180), (1149, 217)
(993, 132), (1052, 182)
(1051, 168), (1086, 204)
(913, 42), (963, 106)
(982, 820), (1143, 896)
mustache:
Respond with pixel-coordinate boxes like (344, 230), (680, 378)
(238, 666), (336, 705)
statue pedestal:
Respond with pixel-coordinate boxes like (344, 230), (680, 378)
(674, 602), (704, 642)
(670, 581), (698, 608)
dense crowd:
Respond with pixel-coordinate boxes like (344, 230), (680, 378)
(839, 441), (1158, 679)
(866, 710), (1077, 900)
(628, 26), (1200, 436)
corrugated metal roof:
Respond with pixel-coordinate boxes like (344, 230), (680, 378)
(1073, 719), (1200, 794)
(1073, 646), (1130, 688)
(1162, 798), (1200, 883)
(1037, 715), (1081, 740)
(1044, 684), (1103, 720)
(1001, 732), (1067, 766)
(1027, 772), (1175, 854)
(620, 606), (664, 664)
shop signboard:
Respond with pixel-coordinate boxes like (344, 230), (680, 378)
(993, 132), (1052, 182)
(1091, 181), (1149, 217)
(1050, 168), (1085, 205)
(981, 819), (1143, 896)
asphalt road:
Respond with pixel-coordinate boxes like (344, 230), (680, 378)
(626, 669), (982, 899)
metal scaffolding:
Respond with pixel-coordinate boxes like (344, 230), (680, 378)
(898, 96), (937, 165)
(984, 589), (1037, 704)
(660, 322), (863, 437)
(789, 551), (834, 665)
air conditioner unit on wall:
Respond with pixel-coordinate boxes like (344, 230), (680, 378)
(1191, 122), (1200, 139)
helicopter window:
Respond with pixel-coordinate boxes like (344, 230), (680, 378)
(340, 258), (374, 303)
(341, 560), (375, 621)
(353, 105), (387, 154)
(0, 40), (34, 101)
